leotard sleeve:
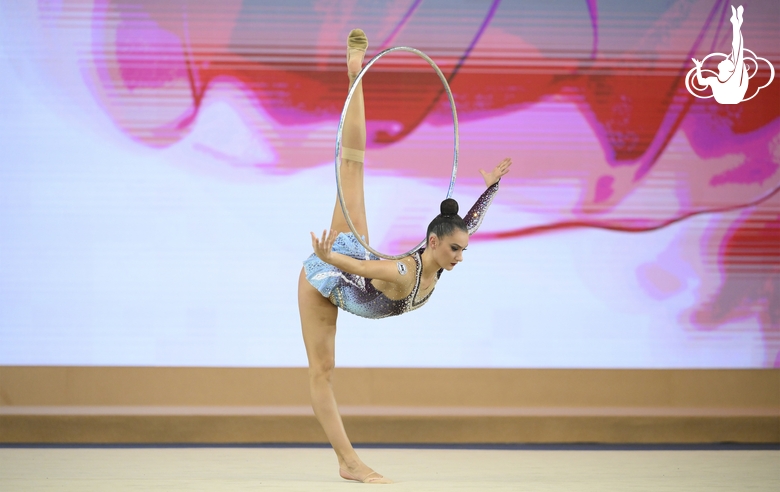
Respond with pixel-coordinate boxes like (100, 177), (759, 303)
(463, 180), (500, 236)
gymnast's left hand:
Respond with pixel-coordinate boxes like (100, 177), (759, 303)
(479, 157), (512, 187)
(311, 229), (338, 263)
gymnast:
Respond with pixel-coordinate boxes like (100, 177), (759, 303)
(298, 29), (511, 484)
(691, 5), (748, 104)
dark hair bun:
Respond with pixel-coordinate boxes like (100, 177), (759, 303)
(440, 198), (459, 216)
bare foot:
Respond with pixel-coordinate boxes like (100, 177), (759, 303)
(340, 460), (393, 484)
(347, 28), (368, 82)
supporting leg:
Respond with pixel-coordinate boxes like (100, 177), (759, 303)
(298, 268), (390, 482)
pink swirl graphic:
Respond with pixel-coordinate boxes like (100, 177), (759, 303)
(13, 0), (780, 364)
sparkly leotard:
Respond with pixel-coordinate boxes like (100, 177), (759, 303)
(303, 181), (500, 319)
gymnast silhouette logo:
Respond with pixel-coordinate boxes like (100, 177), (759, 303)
(686, 5), (774, 104)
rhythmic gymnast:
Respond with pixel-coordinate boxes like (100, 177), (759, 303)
(298, 29), (511, 484)
(691, 5), (748, 104)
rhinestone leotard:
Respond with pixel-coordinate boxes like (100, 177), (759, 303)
(303, 181), (500, 319)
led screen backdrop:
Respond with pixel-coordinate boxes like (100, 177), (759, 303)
(0, 0), (778, 367)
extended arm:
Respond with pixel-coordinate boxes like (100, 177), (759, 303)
(691, 58), (710, 86)
(463, 181), (500, 235)
(465, 157), (511, 235)
(695, 62), (709, 86)
(310, 229), (406, 283)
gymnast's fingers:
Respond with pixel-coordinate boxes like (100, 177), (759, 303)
(315, 230), (326, 249)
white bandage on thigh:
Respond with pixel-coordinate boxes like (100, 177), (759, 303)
(341, 147), (365, 163)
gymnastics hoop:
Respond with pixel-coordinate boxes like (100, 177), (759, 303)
(335, 46), (459, 260)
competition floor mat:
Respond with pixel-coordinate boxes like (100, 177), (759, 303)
(1, 444), (777, 491)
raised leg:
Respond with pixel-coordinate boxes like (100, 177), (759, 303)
(729, 6), (743, 61)
(332, 30), (369, 244)
(298, 268), (389, 482)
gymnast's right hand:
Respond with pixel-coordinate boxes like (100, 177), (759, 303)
(311, 229), (338, 263)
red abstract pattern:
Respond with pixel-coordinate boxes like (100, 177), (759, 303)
(30, 0), (780, 363)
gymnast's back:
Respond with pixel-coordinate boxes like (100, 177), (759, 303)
(304, 235), (440, 319)
(303, 182), (499, 319)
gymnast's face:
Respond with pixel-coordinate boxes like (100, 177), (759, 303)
(430, 229), (470, 271)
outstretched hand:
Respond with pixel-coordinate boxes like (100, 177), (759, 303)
(479, 158), (512, 188)
(311, 229), (338, 263)
(691, 57), (703, 67)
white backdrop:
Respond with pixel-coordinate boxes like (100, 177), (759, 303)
(1, 0), (777, 367)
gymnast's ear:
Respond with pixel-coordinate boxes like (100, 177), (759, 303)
(427, 233), (439, 250)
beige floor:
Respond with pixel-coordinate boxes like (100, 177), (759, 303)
(0, 447), (777, 491)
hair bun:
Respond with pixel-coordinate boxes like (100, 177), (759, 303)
(440, 198), (459, 217)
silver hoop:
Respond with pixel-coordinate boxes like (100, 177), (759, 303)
(335, 46), (459, 260)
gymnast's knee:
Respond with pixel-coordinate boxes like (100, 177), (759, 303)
(308, 357), (335, 383)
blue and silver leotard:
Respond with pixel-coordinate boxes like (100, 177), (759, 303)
(303, 181), (499, 319)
